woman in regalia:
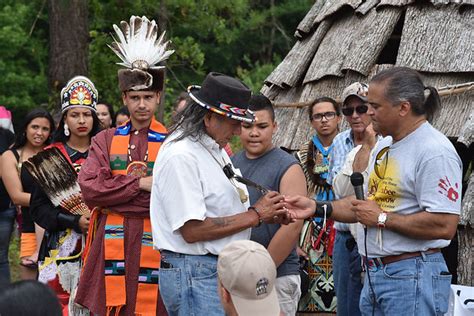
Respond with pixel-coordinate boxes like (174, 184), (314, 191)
(28, 76), (101, 313)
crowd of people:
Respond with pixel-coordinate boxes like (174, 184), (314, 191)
(0, 14), (467, 316)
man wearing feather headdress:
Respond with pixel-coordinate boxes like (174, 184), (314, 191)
(75, 16), (173, 316)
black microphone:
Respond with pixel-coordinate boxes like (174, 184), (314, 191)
(350, 172), (365, 200)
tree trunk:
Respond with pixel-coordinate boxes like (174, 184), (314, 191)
(457, 110), (473, 286)
(48, 0), (89, 109)
(458, 225), (473, 286)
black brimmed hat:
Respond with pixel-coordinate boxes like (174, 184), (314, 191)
(188, 72), (255, 123)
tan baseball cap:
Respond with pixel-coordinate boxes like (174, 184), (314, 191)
(342, 82), (369, 105)
(217, 240), (280, 316)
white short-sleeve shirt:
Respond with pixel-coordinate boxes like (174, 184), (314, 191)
(150, 132), (250, 255)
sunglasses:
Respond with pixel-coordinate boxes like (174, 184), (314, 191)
(374, 146), (389, 179)
(342, 105), (368, 116)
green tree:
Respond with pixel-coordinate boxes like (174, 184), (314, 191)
(0, 1), (49, 131)
(1, 0), (312, 128)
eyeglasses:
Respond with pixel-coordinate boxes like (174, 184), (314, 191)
(374, 146), (389, 179)
(342, 105), (368, 116)
(312, 111), (337, 121)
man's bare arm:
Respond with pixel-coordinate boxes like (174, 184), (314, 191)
(285, 195), (358, 223)
(351, 199), (458, 240)
(386, 211), (458, 240)
(180, 191), (288, 243)
(331, 197), (358, 222)
(180, 210), (259, 243)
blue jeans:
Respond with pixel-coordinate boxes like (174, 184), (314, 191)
(159, 251), (224, 316)
(360, 251), (451, 316)
(0, 208), (15, 289)
(333, 230), (362, 316)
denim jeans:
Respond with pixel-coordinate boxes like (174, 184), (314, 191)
(159, 251), (225, 316)
(360, 251), (451, 316)
(333, 230), (362, 316)
(275, 274), (301, 316)
(0, 208), (15, 289)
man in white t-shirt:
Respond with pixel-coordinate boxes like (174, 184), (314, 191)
(150, 72), (289, 316)
(285, 67), (462, 315)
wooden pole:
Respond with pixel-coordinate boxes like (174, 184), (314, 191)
(273, 81), (474, 108)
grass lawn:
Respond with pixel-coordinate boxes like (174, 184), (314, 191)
(8, 232), (21, 282)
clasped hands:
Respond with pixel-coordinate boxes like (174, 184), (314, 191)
(282, 195), (384, 227)
(253, 191), (292, 225)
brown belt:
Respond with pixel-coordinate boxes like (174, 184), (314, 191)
(380, 248), (440, 265)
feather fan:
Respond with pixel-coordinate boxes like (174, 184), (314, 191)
(25, 147), (90, 216)
(108, 15), (174, 70)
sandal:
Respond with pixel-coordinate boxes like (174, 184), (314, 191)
(20, 257), (38, 269)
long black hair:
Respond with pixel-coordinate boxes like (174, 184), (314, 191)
(12, 108), (55, 150)
(53, 108), (101, 143)
(167, 101), (209, 143)
(370, 67), (441, 122)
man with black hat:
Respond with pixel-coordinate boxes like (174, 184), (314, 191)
(75, 16), (172, 315)
(150, 72), (289, 315)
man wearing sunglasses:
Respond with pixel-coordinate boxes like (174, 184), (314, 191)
(328, 82), (375, 316)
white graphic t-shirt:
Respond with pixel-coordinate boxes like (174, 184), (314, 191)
(358, 122), (462, 257)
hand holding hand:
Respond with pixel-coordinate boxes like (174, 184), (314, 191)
(283, 195), (316, 220)
(351, 199), (382, 227)
(253, 191), (288, 224)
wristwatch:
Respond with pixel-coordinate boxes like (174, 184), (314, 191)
(377, 212), (387, 228)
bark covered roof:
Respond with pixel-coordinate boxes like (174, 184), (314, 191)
(262, 0), (474, 222)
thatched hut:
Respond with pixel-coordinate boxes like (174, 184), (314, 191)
(262, 0), (473, 285)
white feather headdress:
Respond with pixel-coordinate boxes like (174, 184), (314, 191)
(109, 15), (175, 91)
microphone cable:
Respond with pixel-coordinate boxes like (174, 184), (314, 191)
(351, 172), (376, 316)
(364, 226), (376, 316)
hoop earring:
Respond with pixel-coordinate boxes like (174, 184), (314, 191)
(64, 123), (70, 137)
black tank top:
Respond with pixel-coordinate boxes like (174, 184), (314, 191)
(11, 149), (36, 232)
